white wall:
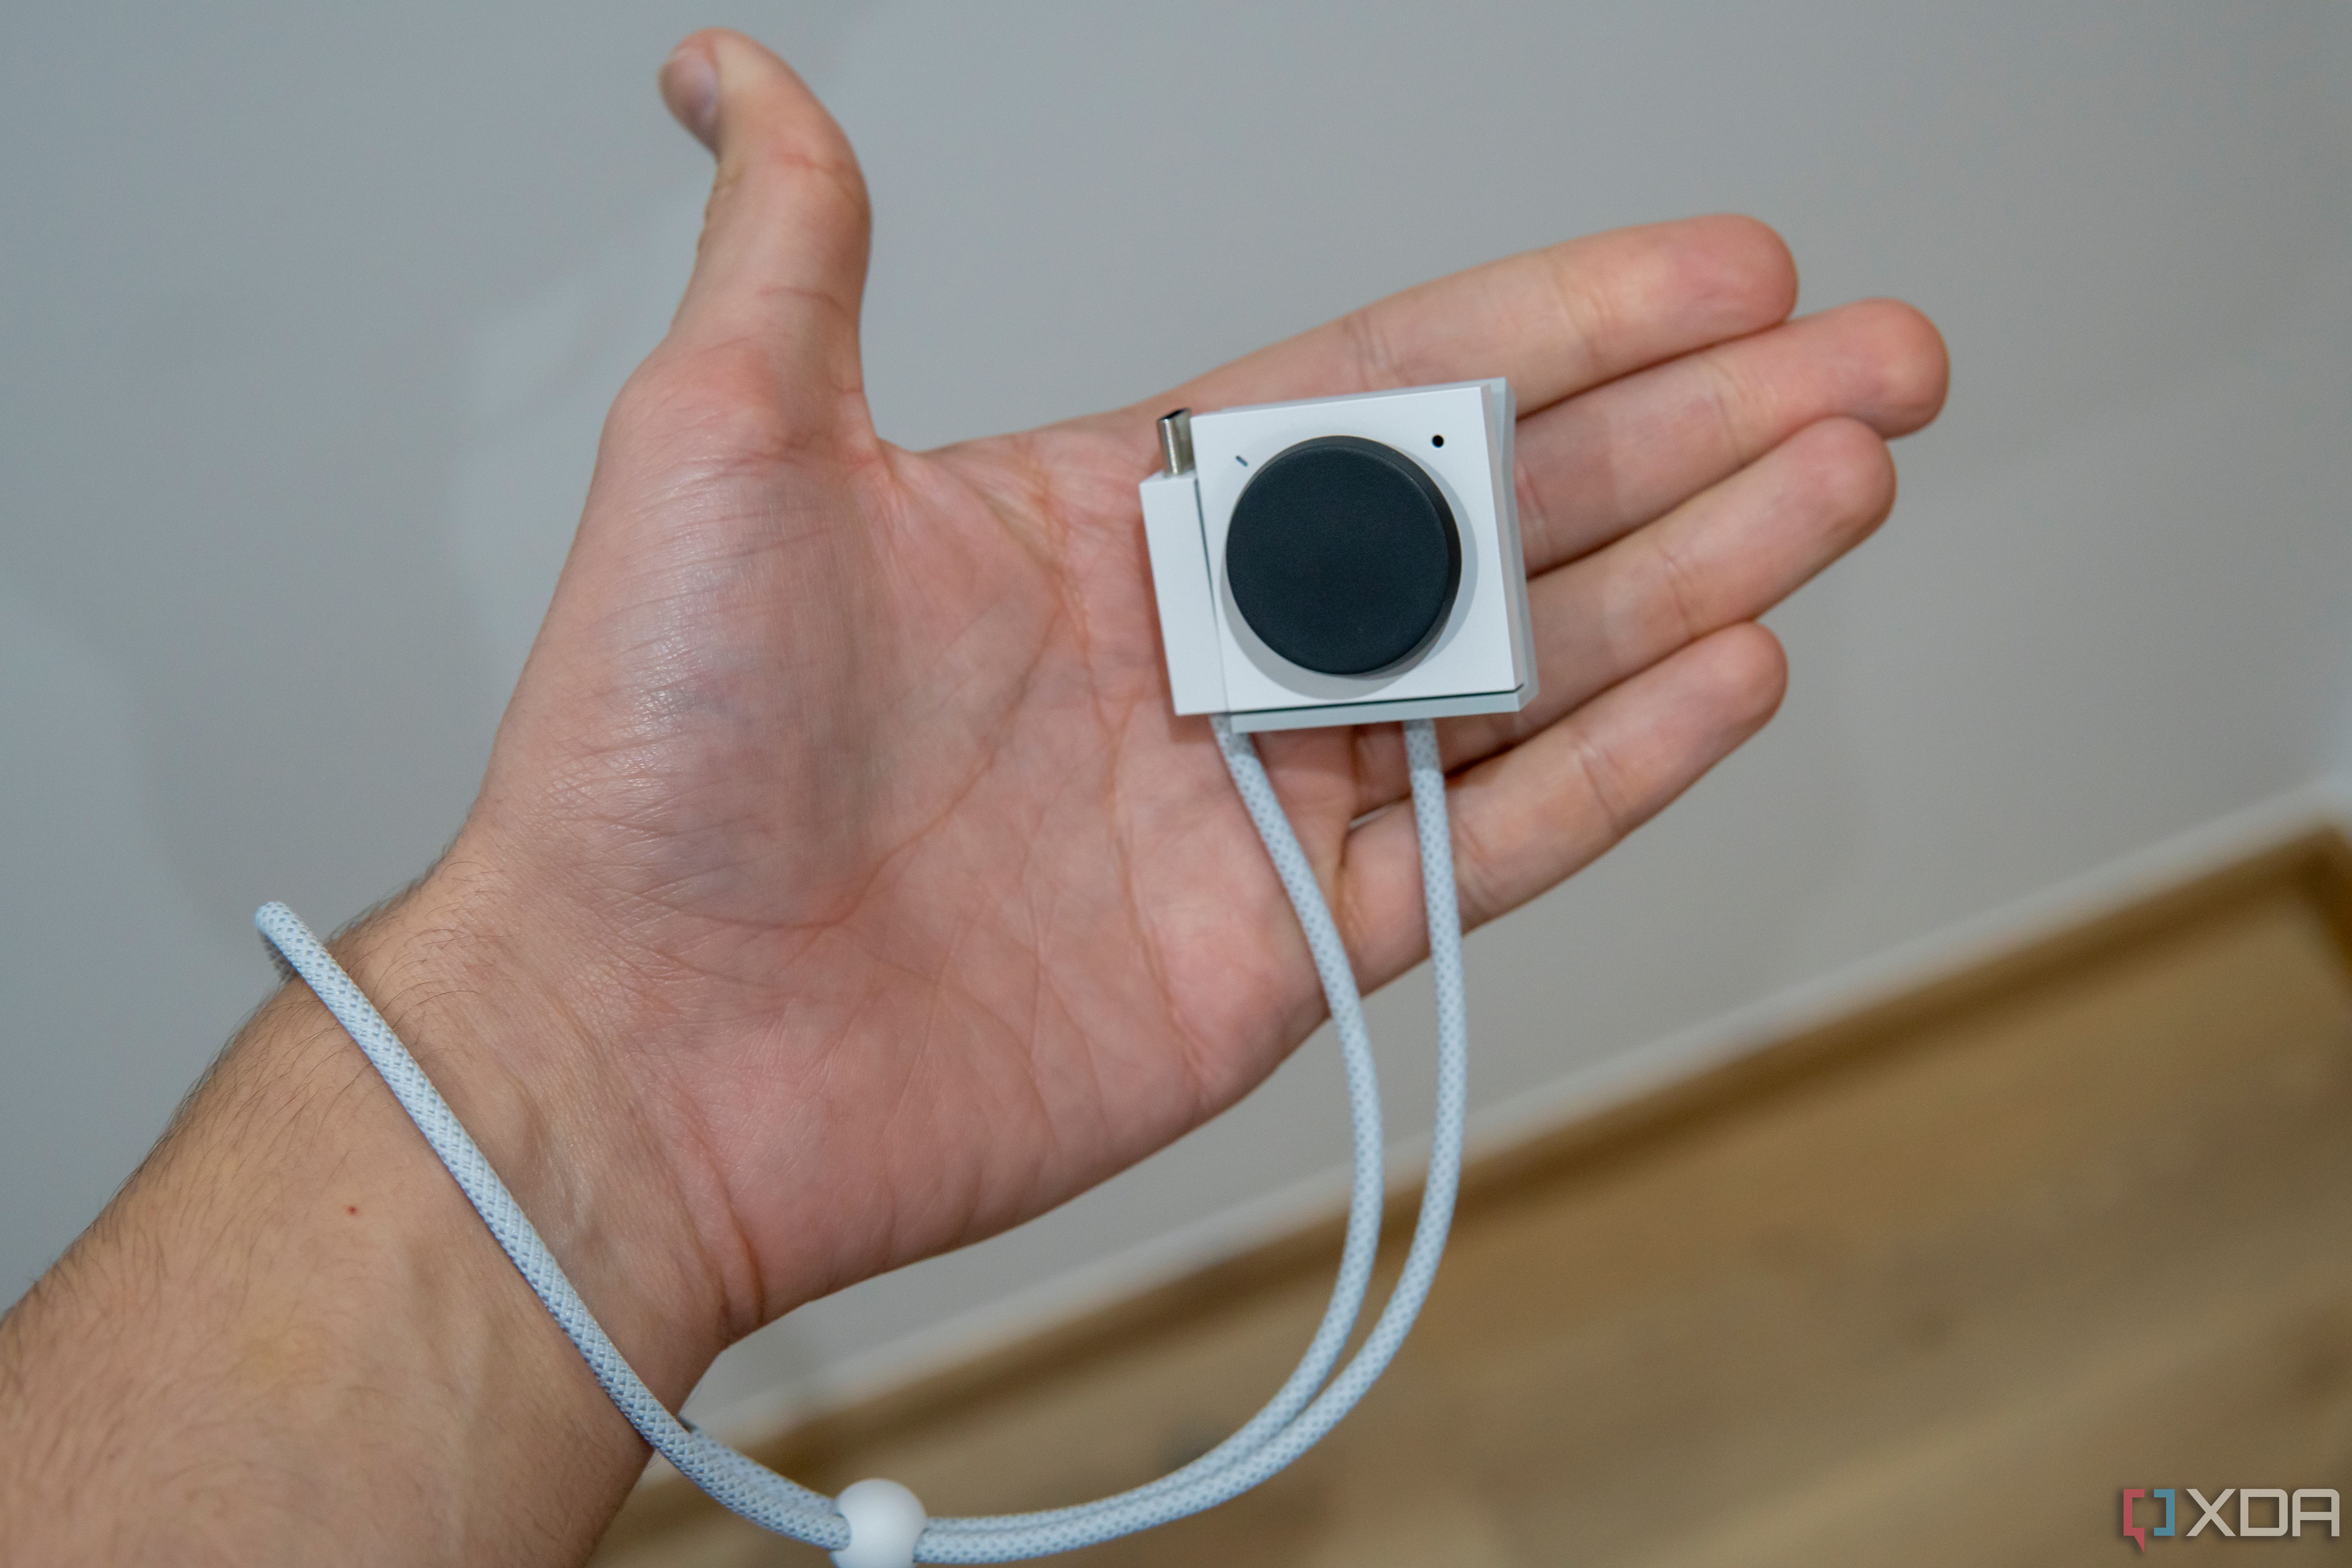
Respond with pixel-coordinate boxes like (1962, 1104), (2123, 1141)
(4, 1), (2349, 1436)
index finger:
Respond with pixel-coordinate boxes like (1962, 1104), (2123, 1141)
(1163, 214), (1798, 419)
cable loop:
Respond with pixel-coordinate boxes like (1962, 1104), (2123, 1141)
(255, 716), (1467, 1560)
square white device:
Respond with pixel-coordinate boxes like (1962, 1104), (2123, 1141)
(1138, 379), (1536, 733)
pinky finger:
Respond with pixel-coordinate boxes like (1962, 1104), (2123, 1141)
(1335, 622), (1788, 989)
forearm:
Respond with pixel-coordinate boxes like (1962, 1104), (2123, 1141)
(0, 884), (727, 1564)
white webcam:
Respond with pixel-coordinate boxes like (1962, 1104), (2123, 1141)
(1140, 379), (1536, 733)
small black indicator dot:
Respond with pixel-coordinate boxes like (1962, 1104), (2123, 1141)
(1431, 434), (1445, 447)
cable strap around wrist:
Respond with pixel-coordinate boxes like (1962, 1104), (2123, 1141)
(255, 715), (1468, 1565)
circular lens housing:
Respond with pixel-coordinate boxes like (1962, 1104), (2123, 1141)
(1223, 436), (1462, 677)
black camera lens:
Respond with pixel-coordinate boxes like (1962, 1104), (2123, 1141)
(1224, 436), (1462, 677)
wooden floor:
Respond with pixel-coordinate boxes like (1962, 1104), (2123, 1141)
(593, 833), (2352, 1566)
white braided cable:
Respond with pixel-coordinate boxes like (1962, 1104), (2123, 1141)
(254, 716), (1468, 1563)
(911, 717), (1467, 1561)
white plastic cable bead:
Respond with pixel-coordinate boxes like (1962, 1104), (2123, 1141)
(254, 716), (1468, 1560)
(833, 1478), (928, 1568)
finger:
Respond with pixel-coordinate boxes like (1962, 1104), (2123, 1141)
(1340, 416), (1893, 813)
(1514, 298), (1947, 573)
(1163, 215), (1798, 424)
(1335, 623), (1787, 988)
(655, 31), (871, 414)
(1487, 414), (1892, 755)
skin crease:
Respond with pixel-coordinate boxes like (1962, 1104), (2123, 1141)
(0, 27), (1946, 1565)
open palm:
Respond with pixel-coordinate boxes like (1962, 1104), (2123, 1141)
(412, 31), (1945, 1343)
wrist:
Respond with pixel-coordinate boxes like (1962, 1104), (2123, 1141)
(328, 847), (741, 1397)
(0, 870), (722, 1562)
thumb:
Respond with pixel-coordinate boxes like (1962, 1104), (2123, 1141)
(657, 31), (871, 420)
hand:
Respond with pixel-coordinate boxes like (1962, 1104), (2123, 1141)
(373, 29), (1948, 1361)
